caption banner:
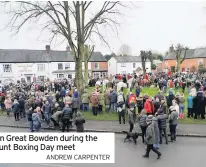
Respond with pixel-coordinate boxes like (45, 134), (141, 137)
(0, 133), (115, 163)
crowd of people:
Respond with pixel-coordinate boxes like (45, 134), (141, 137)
(0, 71), (206, 159)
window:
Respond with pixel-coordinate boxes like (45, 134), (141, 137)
(58, 74), (64, 78)
(94, 63), (99, 69)
(133, 63), (135, 68)
(121, 63), (126, 67)
(93, 72), (100, 78)
(37, 64), (45, 72)
(38, 76), (45, 81)
(102, 72), (107, 77)
(3, 64), (12, 72)
(58, 63), (63, 70)
(65, 63), (70, 69)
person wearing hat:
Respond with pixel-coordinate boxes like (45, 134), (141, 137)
(143, 115), (162, 159)
(169, 106), (178, 142)
(128, 103), (135, 132)
(74, 112), (86, 132)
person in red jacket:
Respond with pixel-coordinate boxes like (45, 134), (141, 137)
(169, 80), (174, 88)
(168, 69), (171, 78)
(144, 73), (149, 80)
(144, 98), (154, 115)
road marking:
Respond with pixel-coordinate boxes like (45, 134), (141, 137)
(40, 164), (72, 167)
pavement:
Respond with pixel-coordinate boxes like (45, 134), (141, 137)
(0, 127), (206, 167)
(0, 116), (206, 136)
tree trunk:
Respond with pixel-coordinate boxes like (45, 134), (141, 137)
(176, 56), (181, 72)
(75, 57), (84, 97)
(84, 59), (89, 87)
(142, 61), (146, 74)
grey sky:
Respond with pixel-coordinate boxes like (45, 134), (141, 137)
(0, 1), (206, 56)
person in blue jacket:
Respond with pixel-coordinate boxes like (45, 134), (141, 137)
(187, 93), (193, 118)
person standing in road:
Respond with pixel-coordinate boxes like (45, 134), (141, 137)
(18, 96), (26, 118)
(74, 112), (85, 132)
(43, 100), (52, 128)
(12, 99), (20, 121)
(61, 104), (72, 132)
(32, 107), (41, 132)
(138, 109), (147, 143)
(169, 106), (178, 142)
(128, 103), (135, 132)
(157, 109), (168, 145)
(152, 116), (160, 149)
(4, 96), (12, 116)
(51, 107), (62, 129)
(143, 115), (162, 159)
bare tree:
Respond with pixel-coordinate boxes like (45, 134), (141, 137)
(83, 45), (94, 87)
(174, 44), (189, 72)
(3, 1), (125, 94)
(119, 44), (131, 56)
(140, 50), (151, 74)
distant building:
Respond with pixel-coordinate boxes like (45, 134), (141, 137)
(153, 60), (163, 73)
(163, 46), (206, 72)
(0, 45), (107, 83)
(108, 56), (151, 75)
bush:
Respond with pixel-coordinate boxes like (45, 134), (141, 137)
(198, 68), (206, 73)
(151, 64), (156, 70)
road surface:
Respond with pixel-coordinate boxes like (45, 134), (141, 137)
(0, 127), (205, 167)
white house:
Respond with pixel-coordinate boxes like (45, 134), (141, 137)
(108, 56), (151, 75)
(0, 45), (107, 83)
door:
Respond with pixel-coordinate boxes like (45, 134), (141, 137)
(26, 76), (31, 83)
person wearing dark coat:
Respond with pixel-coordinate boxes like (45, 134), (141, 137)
(74, 112), (85, 132)
(12, 99), (20, 121)
(193, 91), (206, 119)
(157, 109), (168, 144)
(154, 97), (161, 115)
(166, 91), (175, 108)
(61, 104), (72, 132)
(143, 115), (161, 159)
(18, 97), (26, 118)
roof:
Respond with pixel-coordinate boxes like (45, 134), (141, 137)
(0, 49), (106, 63)
(153, 60), (162, 64)
(113, 56), (150, 62)
(164, 48), (206, 60)
(52, 68), (107, 73)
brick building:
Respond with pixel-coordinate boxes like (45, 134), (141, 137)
(162, 46), (206, 72)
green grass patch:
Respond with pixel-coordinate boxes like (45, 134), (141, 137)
(81, 86), (206, 124)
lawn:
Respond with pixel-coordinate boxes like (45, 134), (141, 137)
(80, 86), (206, 124)
(0, 86), (205, 124)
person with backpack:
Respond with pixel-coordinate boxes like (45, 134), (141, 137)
(117, 89), (125, 124)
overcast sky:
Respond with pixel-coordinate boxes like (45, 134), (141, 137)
(0, 1), (206, 55)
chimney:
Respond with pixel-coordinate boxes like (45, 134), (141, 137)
(66, 46), (71, 52)
(45, 45), (50, 52)
(169, 44), (174, 52)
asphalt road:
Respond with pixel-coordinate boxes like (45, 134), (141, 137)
(0, 127), (205, 167)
